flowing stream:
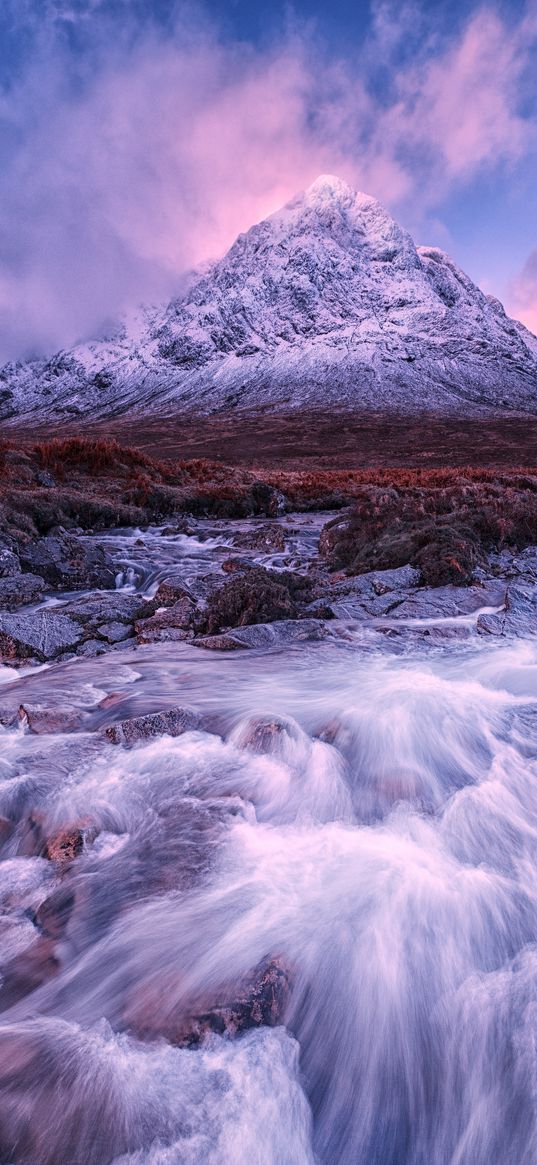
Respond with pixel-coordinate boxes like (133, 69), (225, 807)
(1, 520), (537, 1164)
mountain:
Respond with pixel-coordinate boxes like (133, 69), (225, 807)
(1, 175), (537, 421)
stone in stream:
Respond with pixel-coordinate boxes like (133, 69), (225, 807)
(62, 592), (154, 629)
(44, 828), (85, 866)
(0, 541), (21, 577)
(0, 704), (84, 733)
(35, 887), (76, 939)
(178, 958), (291, 1047)
(17, 810), (98, 866)
(96, 621), (133, 643)
(0, 937), (60, 1009)
(124, 957), (291, 1047)
(105, 706), (200, 745)
(0, 610), (84, 661)
(0, 573), (45, 611)
(194, 618), (329, 651)
(231, 523), (286, 552)
(135, 596), (196, 644)
(17, 531), (116, 590)
(387, 580), (507, 620)
(152, 578), (196, 606)
(233, 714), (301, 758)
(477, 580), (537, 637)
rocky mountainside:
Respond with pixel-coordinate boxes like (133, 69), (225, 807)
(2, 175), (537, 421)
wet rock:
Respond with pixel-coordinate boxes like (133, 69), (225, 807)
(135, 596), (196, 643)
(319, 513), (349, 558)
(125, 957), (290, 1047)
(193, 633), (248, 651)
(152, 578), (195, 606)
(18, 532), (115, 590)
(231, 523), (286, 552)
(0, 541), (21, 577)
(105, 706), (200, 745)
(233, 714), (302, 758)
(389, 580), (507, 620)
(222, 556), (254, 575)
(45, 828), (85, 866)
(369, 565), (422, 594)
(0, 610), (84, 662)
(0, 937), (60, 1008)
(195, 618), (329, 650)
(18, 812), (97, 865)
(75, 638), (107, 658)
(35, 888), (75, 940)
(330, 593), (404, 620)
(177, 959), (291, 1047)
(60, 592), (152, 628)
(96, 621), (133, 643)
(325, 563), (421, 599)
(0, 572), (45, 611)
(0, 704), (83, 734)
(304, 598), (337, 619)
(477, 581), (537, 637)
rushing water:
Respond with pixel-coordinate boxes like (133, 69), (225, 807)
(1, 520), (537, 1163)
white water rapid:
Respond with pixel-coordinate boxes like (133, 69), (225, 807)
(1, 521), (537, 1164)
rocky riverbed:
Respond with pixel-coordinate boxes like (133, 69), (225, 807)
(1, 510), (537, 1163)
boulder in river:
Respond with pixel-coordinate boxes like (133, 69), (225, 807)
(18, 531), (116, 590)
(231, 523), (286, 552)
(125, 957), (290, 1047)
(0, 610), (84, 661)
(152, 578), (196, 606)
(178, 958), (291, 1047)
(0, 703), (84, 733)
(105, 706), (200, 745)
(0, 573), (45, 611)
(135, 596), (196, 644)
(0, 541), (21, 577)
(195, 618), (330, 650)
(477, 580), (537, 637)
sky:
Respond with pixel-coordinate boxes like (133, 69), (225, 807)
(0, 0), (536, 362)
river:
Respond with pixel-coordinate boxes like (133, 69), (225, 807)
(1, 519), (537, 1164)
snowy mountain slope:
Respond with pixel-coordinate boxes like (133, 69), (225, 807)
(2, 175), (537, 421)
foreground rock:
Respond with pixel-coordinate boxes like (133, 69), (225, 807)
(125, 957), (290, 1046)
(477, 581), (537, 637)
(0, 704), (84, 733)
(195, 618), (329, 650)
(18, 531), (116, 590)
(0, 573), (45, 610)
(177, 959), (291, 1047)
(0, 611), (83, 661)
(135, 595), (196, 644)
(105, 707), (200, 745)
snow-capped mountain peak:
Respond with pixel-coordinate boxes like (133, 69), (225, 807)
(1, 176), (536, 420)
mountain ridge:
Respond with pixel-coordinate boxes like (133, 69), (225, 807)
(1, 175), (537, 421)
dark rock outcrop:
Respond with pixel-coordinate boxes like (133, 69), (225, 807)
(18, 532), (115, 590)
(0, 573), (45, 611)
